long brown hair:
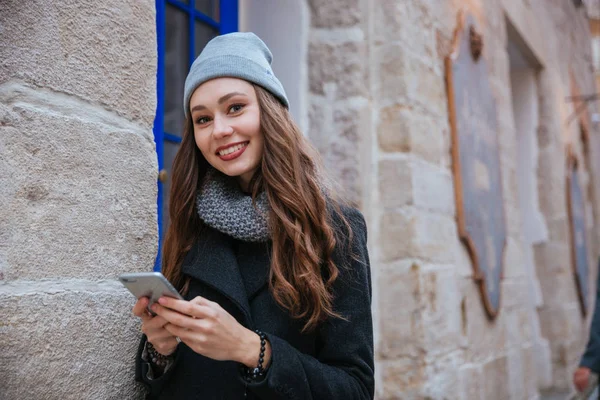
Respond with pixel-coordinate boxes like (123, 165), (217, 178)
(162, 84), (351, 332)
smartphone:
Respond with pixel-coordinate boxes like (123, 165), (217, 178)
(119, 272), (183, 313)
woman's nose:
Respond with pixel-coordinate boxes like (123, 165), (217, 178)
(212, 115), (234, 139)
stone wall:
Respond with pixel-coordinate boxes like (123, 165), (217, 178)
(0, 1), (157, 398)
(307, 0), (600, 399)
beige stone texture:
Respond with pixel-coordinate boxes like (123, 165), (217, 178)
(308, 40), (368, 99)
(378, 358), (427, 400)
(378, 158), (413, 210)
(458, 364), (484, 400)
(308, 0), (361, 28)
(379, 209), (457, 264)
(377, 106), (451, 168)
(0, 288), (144, 399)
(372, 0), (437, 60)
(377, 261), (425, 360)
(315, 0), (600, 398)
(1, 1), (157, 398)
(0, 84), (157, 281)
(533, 242), (572, 278)
(0, 0), (157, 127)
(482, 356), (510, 400)
(502, 237), (527, 279)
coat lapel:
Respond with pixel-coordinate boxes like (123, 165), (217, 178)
(236, 241), (270, 301)
(181, 228), (252, 324)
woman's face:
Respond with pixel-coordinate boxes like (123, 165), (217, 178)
(189, 78), (263, 191)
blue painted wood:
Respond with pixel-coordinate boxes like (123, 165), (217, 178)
(219, 0), (238, 33)
(164, 132), (183, 143)
(154, 0), (166, 271)
(167, 0), (220, 29)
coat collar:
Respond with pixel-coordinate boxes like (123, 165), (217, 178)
(180, 227), (270, 324)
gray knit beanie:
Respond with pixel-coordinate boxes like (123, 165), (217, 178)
(183, 32), (289, 116)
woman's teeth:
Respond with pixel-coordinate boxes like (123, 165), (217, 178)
(218, 142), (247, 156)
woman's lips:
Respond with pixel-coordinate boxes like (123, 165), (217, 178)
(217, 142), (249, 161)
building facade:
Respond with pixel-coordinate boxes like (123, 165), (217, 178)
(2, 0), (600, 399)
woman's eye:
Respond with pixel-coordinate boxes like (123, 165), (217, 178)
(229, 104), (244, 113)
(195, 116), (210, 125)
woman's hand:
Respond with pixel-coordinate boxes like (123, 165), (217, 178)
(133, 297), (179, 356)
(573, 366), (591, 392)
(151, 296), (271, 368)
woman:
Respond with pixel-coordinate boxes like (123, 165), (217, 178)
(133, 32), (374, 399)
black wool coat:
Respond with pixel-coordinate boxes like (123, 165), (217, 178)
(136, 207), (374, 400)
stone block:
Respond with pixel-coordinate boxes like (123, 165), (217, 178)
(308, 0), (361, 28)
(320, 101), (369, 206)
(534, 338), (553, 390)
(482, 356), (510, 400)
(501, 279), (531, 311)
(372, 0), (436, 59)
(545, 217), (570, 243)
(377, 106), (450, 166)
(538, 304), (582, 343)
(0, 0), (156, 127)
(378, 158), (413, 209)
(460, 278), (507, 363)
(507, 348), (526, 399)
(379, 358), (426, 399)
(373, 44), (414, 102)
(420, 350), (462, 400)
(505, 307), (535, 348)
(420, 268), (463, 355)
(379, 209), (457, 263)
(504, 203), (523, 238)
(521, 345), (542, 398)
(500, 162), (519, 210)
(377, 261), (425, 360)
(533, 242), (571, 277)
(308, 40), (367, 99)
(536, 270), (578, 308)
(377, 105), (412, 153)
(0, 289), (145, 399)
(373, 45), (446, 117)
(502, 237), (526, 279)
(458, 364), (484, 400)
(412, 161), (455, 216)
(0, 94), (157, 281)
(537, 149), (567, 218)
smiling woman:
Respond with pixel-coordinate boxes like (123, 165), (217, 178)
(133, 32), (374, 400)
(190, 79), (264, 190)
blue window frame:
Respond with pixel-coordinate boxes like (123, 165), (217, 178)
(154, 0), (238, 270)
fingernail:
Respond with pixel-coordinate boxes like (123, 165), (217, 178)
(151, 304), (158, 312)
(158, 297), (167, 304)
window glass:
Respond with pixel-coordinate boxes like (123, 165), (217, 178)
(164, 4), (189, 136)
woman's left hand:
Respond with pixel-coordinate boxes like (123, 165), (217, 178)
(150, 296), (270, 368)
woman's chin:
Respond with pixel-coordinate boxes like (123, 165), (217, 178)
(211, 164), (252, 180)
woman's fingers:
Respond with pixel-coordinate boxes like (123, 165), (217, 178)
(143, 314), (169, 331)
(151, 303), (201, 329)
(146, 325), (178, 342)
(149, 334), (179, 356)
(157, 296), (217, 319)
(132, 297), (150, 319)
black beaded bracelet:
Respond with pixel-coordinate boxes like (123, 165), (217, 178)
(242, 330), (268, 382)
(147, 342), (173, 368)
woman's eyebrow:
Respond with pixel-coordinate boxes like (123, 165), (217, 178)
(190, 92), (248, 113)
(218, 92), (247, 104)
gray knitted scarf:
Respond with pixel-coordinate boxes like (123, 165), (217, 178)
(196, 168), (270, 242)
